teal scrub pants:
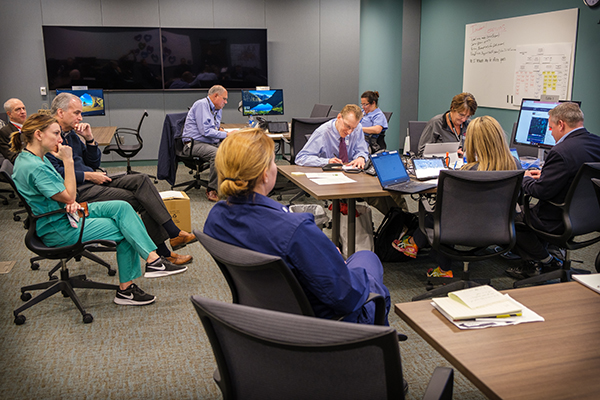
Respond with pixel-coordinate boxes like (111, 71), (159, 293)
(41, 200), (157, 283)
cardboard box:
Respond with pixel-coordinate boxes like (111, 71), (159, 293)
(160, 191), (191, 233)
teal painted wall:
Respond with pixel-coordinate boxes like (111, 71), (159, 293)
(418, 0), (600, 137)
(359, 0), (404, 151)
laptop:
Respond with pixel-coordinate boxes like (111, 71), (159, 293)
(423, 142), (461, 166)
(370, 151), (437, 194)
(412, 158), (447, 180)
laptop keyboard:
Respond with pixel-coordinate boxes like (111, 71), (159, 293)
(387, 180), (425, 191)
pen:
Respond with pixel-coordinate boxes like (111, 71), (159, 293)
(457, 313), (522, 321)
(453, 161), (457, 170)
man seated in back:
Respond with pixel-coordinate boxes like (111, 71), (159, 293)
(181, 85), (231, 202)
(506, 102), (600, 279)
(46, 93), (196, 268)
(0, 98), (27, 163)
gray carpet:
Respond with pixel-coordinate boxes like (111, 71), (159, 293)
(0, 163), (597, 400)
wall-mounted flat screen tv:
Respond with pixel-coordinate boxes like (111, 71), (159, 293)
(241, 89), (284, 116)
(56, 89), (105, 116)
(42, 26), (268, 91)
(162, 28), (268, 89)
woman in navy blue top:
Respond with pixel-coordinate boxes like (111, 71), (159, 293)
(203, 128), (391, 325)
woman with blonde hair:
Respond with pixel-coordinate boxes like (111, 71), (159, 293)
(462, 116), (519, 171)
(11, 113), (187, 306)
(394, 115), (520, 277)
(204, 128), (391, 325)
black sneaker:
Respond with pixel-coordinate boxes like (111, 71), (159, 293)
(114, 283), (156, 306)
(144, 256), (188, 278)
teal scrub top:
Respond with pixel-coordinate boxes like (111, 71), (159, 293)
(12, 151), (70, 236)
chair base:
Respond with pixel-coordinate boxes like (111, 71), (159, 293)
(171, 168), (209, 193)
(14, 267), (119, 325)
(413, 279), (487, 301)
(511, 266), (591, 288)
(30, 246), (117, 278)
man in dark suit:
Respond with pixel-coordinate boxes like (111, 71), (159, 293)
(507, 102), (600, 278)
(0, 98), (27, 163)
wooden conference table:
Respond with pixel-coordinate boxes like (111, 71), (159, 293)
(395, 282), (600, 400)
(278, 165), (391, 255)
(91, 126), (117, 146)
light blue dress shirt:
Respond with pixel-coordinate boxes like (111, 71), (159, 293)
(360, 107), (388, 132)
(295, 119), (369, 167)
(182, 96), (225, 144)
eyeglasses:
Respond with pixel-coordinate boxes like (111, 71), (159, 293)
(360, 103), (370, 108)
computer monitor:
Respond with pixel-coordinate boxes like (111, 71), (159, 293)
(513, 98), (581, 149)
(56, 89), (105, 116)
(241, 89), (284, 116)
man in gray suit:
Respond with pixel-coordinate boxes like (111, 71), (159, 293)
(46, 93), (196, 265)
(0, 98), (27, 163)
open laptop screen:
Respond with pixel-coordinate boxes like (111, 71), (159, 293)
(370, 151), (409, 184)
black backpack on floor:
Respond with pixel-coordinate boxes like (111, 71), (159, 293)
(374, 207), (419, 262)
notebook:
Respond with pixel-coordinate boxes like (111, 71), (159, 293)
(572, 274), (600, 295)
(412, 158), (446, 180)
(423, 142), (461, 166)
(370, 151), (437, 194)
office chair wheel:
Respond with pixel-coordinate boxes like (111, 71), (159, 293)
(108, 268), (117, 276)
(9, 192), (15, 198)
(30, 262), (40, 270)
(14, 315), (26, 325)
(49, 275), (58, 281)
(13, 215), (20, 221)
(62, 290), (69, 298)
(21, 292), (32, 302)
(83, 314), (93, 324)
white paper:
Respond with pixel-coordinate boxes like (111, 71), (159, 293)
(432, 299), (544, 330)
(159, 190), (185, 199)
(305, 173), (356, 185)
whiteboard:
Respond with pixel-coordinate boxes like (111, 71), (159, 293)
(462, 9), (578, 110)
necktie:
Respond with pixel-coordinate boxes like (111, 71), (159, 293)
(339, 137), (349, 163)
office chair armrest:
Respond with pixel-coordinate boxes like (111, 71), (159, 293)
(114, 127), (138, 135)
(422, 367), (454, 400)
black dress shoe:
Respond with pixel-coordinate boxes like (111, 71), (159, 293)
(505, 261), (539, 280)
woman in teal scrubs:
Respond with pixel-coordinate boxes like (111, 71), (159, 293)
(10, 113), (175, 306)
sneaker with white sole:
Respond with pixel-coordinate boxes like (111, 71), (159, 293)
(114, 283), (156, 306)
(144, 256), (188, 278)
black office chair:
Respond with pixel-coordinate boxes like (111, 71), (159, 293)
(0, 159), (116, 278)
(170, 114), (211, 193)
(366, 111), (392, 153)
(514, 162), (600, 287)
(414, 170), (524, 299)
(103, 110), (156, 181)
(592, 178), (600, 273)
(191, 296), (454, 400)
(194, 230), (387, 325)
(328, 108), (340, 117)
(275, 116), (335, 203)
(407, 121), (427, 156)
(310, 103), (333, 118)
(0, 154), (16, 205)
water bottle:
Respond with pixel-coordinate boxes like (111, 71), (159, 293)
(248, 114), (255, 127)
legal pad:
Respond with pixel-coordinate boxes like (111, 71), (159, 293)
(370, 151), (437, 194)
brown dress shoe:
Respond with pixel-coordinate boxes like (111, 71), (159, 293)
(206, 189), (219, 202)
(166, 252), (193, 265)
(170, 230), (198, 250)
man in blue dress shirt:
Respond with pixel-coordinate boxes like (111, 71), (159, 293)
(295, 104), (401, 215)
(182, 85), (230, 202)
(295, 104), (368, 168)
